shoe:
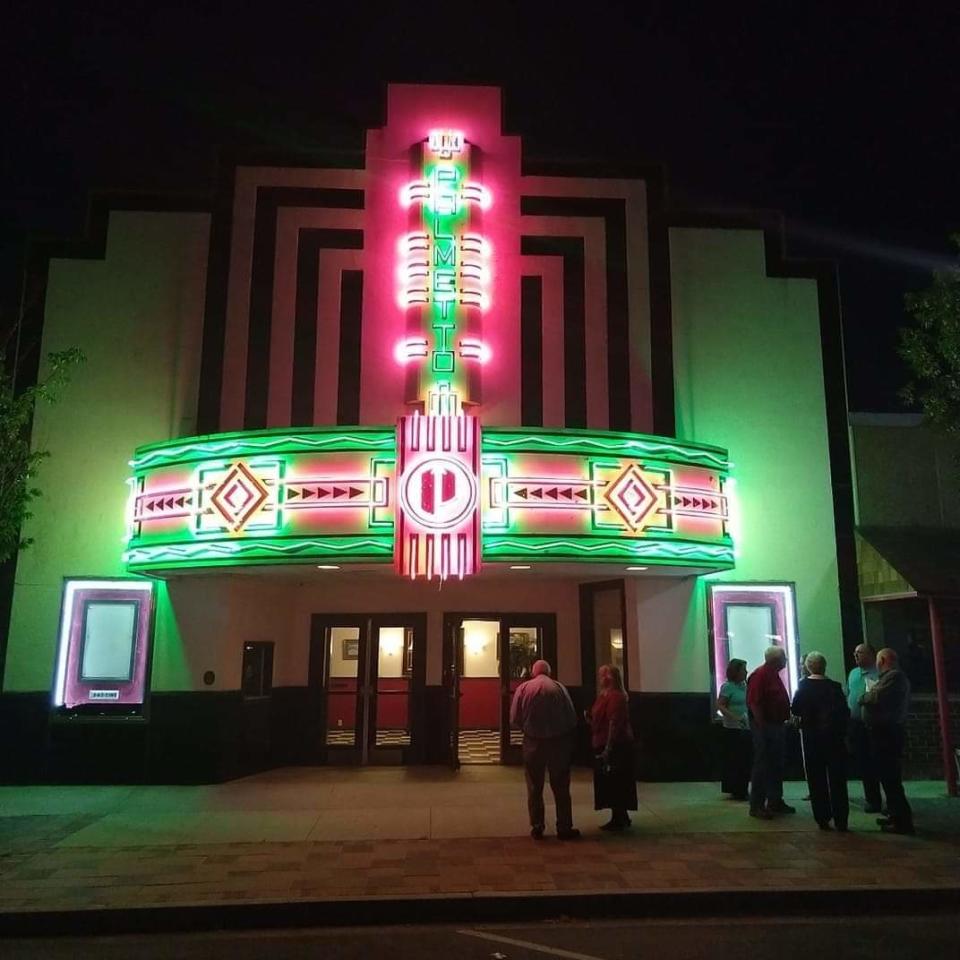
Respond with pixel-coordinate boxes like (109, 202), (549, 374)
(836, 825), (849, 833)
(863, 804), (882, 814)
(879, 822), (915, 835)
(601, 819), (631, 832)
(769, 802), (796, 815)
(530, 826), (544, 840)
(817, 822), (832, 831)
(875, 817), (893, 827)
(749, 808), (774, 820)
(557, 828), (581, 840)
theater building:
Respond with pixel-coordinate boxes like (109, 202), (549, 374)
(0, 84), (859, 783)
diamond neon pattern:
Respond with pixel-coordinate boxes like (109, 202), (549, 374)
(209, 462), (270, 532)
(603, 464), (658, 532)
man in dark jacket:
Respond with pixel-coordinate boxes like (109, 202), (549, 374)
(791, 652), (849, 831)
(861, 647), (914, 835)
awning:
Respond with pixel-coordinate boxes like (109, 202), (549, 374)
(857, 526), (960, 600)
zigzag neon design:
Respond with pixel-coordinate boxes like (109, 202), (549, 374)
(125, 538), (393, 563)
(482, 539), (734, 560)
(482, 435), (728, 468)
(132, 434), (395, 469)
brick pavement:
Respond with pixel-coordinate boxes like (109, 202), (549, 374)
(0, 770), (957, 916)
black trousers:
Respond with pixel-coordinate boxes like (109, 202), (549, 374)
(523, 734), (574, 832)
(848, 719), (882, 809)
(750, 722), (786, 811)
(869, 725), (913, 830)
(720, 726), (752, 798)
(803, 733), (849, 828)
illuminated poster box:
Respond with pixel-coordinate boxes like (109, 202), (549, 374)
(53, 579), (155, 710)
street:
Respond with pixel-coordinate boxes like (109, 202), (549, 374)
(4, 914), (959, 960)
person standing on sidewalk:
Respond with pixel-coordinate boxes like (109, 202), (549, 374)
(717, 658), (751, 800)
(587, 664), (637, 831)
(791, 652), (850, 831)
(510, 659), (580, 840)
(861, 647), (915, 835)
(746, 645), (796, 819)
(846, 643), (882, 813)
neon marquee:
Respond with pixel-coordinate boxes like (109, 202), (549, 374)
(123, 426), (734, 574)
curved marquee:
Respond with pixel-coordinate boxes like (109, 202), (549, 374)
(123, 426), (734, 573)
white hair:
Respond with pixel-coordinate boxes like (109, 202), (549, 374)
(804, 651), (827, 675)
(764, 645), (786, 665)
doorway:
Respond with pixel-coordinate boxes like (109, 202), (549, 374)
(443, 612), (557, 766)
(309, 613), (426, 764)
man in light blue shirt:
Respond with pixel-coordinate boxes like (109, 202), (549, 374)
(846, 643), (882, 812)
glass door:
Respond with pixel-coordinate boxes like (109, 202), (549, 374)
(457, 619), (502, 764)
(370, 620), (418, 755)
(311, 614), (424, 764)
(444, 612), (557, 766)
(322, 618), (368, 761)
(501, 616), (556, 764)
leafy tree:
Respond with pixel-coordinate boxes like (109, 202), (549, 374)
(900, 235), (960, 435)
(0, 347), (84, 562)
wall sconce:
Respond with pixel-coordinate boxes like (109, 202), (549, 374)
(379, 629), (404, 657)
(466, 631), (487, 657)
(610, 629), (623, 650)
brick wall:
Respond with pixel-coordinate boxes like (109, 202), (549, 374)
(904, 695), (960, 780)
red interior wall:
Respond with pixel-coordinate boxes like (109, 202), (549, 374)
(375, 678), (409, 729)
(459, 678), (500, 729)
(327, 678), (357, 730)
(326, 678), (413, 731)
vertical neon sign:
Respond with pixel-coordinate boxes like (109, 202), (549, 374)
(395, 130), (488, 579)
(398, 130), (490, 409)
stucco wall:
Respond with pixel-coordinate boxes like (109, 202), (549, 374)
(661, 227), (844, 691)
(4, 211), (210, 692)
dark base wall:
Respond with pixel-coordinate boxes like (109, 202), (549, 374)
(4, 687), (950, 785)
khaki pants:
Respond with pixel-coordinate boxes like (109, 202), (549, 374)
(523, 733), (574, 832)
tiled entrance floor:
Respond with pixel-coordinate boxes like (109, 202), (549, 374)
(0, 769), (956, 914)
(458, 728), (500, 763)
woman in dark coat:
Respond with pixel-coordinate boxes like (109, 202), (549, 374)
(791, 651), (850, 831)
(587, 664), (637, 831)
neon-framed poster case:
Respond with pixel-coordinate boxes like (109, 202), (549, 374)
(53, 579), (155, 711)
(707, 582), (800, 697)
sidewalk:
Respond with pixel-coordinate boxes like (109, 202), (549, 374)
(1, 767), (957, 929)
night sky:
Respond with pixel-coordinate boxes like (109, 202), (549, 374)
(4, 2), (958, 412)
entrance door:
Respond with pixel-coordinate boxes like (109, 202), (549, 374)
(310, 613), (425, 764)
(443, 613), (557, 766)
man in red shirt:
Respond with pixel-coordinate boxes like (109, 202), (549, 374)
(746, 645), (796, 819)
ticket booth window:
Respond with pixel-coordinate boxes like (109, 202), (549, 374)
(707, 583), (799, 696)
(53, 579), (155, 711)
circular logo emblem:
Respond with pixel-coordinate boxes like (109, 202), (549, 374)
(399, 457), (478, 530)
